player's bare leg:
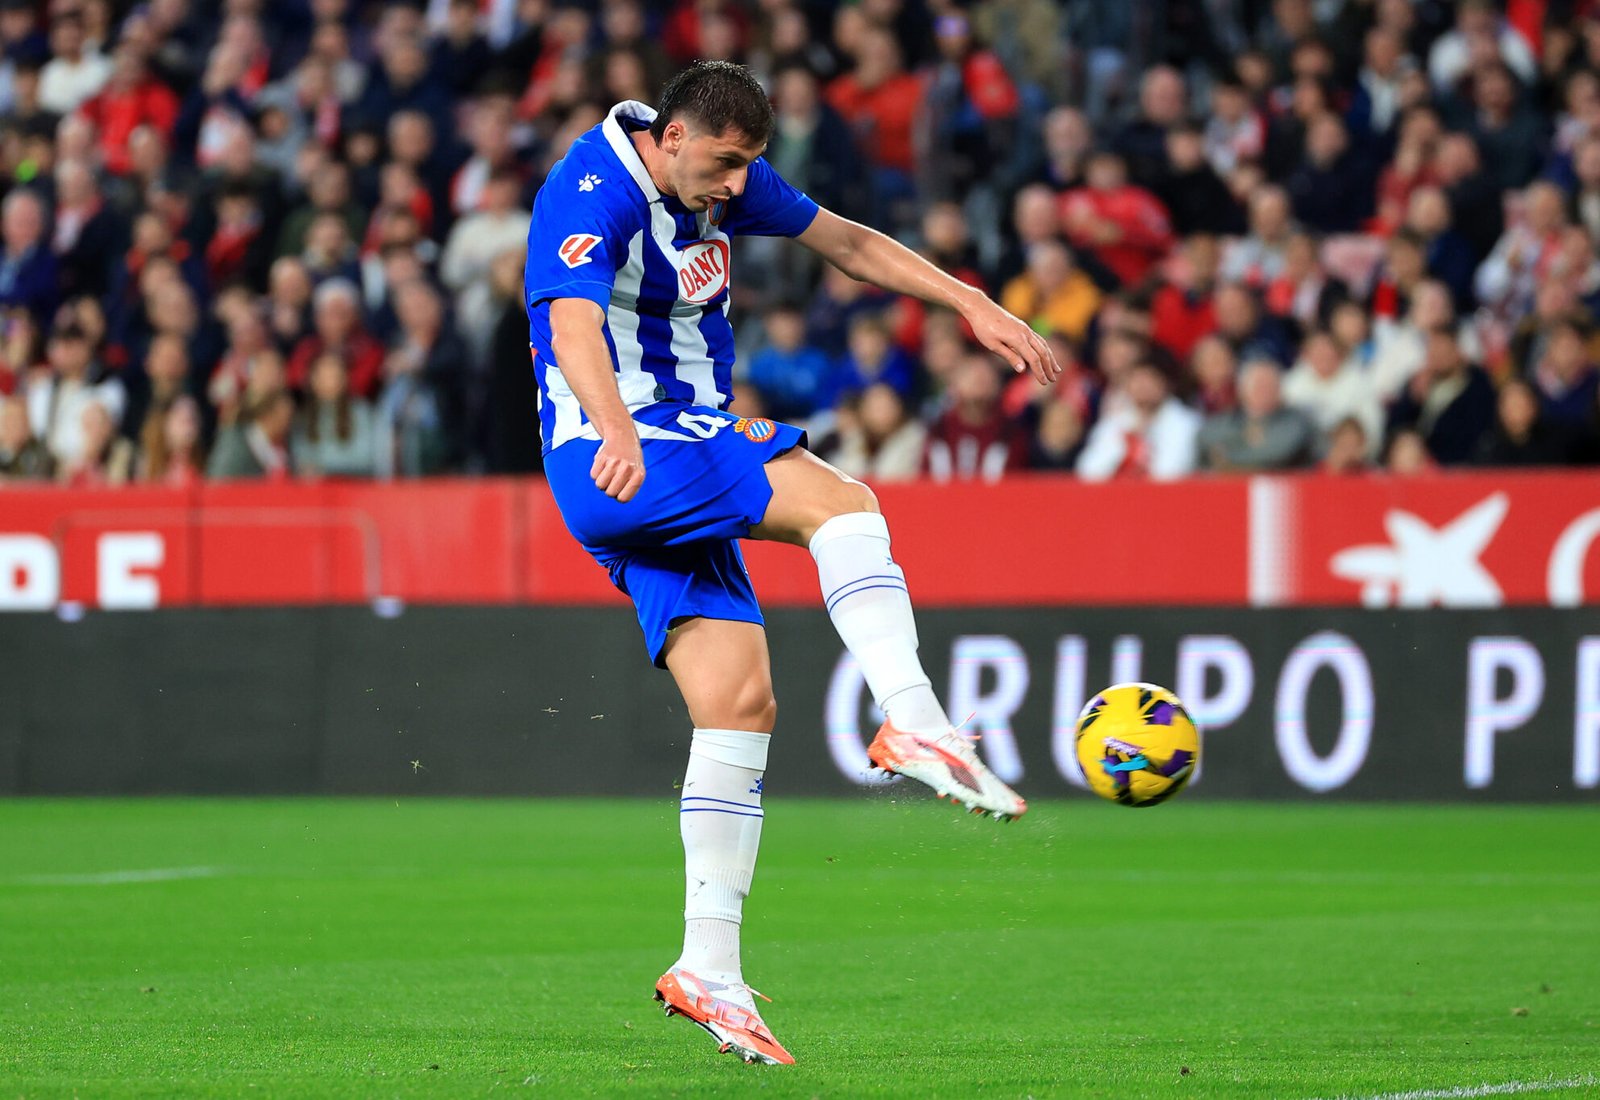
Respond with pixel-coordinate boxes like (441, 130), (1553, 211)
(753, 449), (1026, 820)
(653, 617), (794, 1065)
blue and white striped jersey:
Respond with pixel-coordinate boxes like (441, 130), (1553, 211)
(523, 100), (820, 453)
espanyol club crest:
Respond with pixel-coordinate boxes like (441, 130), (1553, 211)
(677, 240), (731, 304)
(734, 417), (776, 442)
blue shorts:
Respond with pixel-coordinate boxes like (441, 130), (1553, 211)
(544, 403), (807, 667)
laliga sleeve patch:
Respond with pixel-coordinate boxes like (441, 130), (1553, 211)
(559, 233), (604, 268)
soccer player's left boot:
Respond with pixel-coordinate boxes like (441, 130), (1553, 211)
(654, 966), (795, 1065)
(867, 721), (1028, 821)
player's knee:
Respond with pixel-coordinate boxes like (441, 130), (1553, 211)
(731, 682), (777, 733)
(843, 479), (879, 515)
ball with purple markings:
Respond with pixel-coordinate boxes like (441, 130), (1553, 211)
(1073, 682), (1201, 807)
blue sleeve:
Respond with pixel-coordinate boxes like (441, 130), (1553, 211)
(523, 166), (632, 312)
(723, 157), (820, 239)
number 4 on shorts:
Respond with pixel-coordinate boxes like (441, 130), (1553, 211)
(676, 412), (729, 439)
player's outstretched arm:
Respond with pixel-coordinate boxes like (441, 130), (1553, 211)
(795, 208), (1062, 386)
(549, 297), (645, 503)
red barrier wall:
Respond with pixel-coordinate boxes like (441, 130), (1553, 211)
(2, 472), (1598, 609)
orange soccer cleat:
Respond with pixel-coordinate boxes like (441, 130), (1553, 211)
(654, 966), (795, 1065)
(867, 721), (1028, 821)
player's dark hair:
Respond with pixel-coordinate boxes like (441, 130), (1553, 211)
(651, 60), (775, 147)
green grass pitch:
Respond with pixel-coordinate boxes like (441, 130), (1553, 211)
(2, 797), (1598, 1099)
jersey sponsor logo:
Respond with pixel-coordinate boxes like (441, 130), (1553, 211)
(559, 233), (604, 268)
(734, 417), (776, 442)
(676, 239), (731, 304)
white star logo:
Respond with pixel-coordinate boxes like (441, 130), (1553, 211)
(1329, 493), (1508, 608)
(578, 173), (603, 192)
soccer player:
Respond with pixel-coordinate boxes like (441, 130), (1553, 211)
(524, 61), (1060, 1065)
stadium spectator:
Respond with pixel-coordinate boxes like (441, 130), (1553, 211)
(138, 392), (206, 486)
(451, 94), (518, 219)
(127, 331), (192, 448)
(1222, 185), (1294, 287)
(920, 12), (1019, 201)
(1475, 376), (1577, 466)
(484, 246), (540, 475)
(1198, 359), (1316, 472)
(0, 392), (51, 480)
(294, 351), (377, 478)
(1114, 65), (1186, 188)
(826, 382), (926, 483)
(746, 302), (833, 422)
(1059, 151), (1173, 289)
(208, 386), (294, 480)
(265, 256), (312, 353)
(1213, 283), (1296, 367)
(59, 398), (132, 486)
(25, 319), (123, 471)
(0, 308), (42, 394)
(1457, 61), (1546, 194)
(1263, 232), (1329, 329)
(286, 279), (383, 397)
(1567, 135), (1600, 241)
(1428, 0), (1536, 93)
(1026, 396), (1086, 472)
(1076, 360), (1201, 481)
(276, 161), (366, 261)
(1282, 329), (1384, 453)
(52, 159), (119, 301)
(431, 0), (493, 97)
(830, 313), (917, 407)
(925, 354), (1026, 482)
(1037, 106), (1091, 193)
(1476, 181), (1569, 322)
(1151, 234), (1221, 363)
(1372, 105), (1442, 237)
(1321, 416), (1375, 475)
(0, 189), (59, 324)
(441, 171), (530, 351)
(37, 10), (109, 116)
(356, 32), (451, 140)
(1287, 113), (1376, 234)
(1190, 334), (1239, 416)
(1153, 123), (1243, 238)
(826, 25), (922, 227)
(1531, 314), (1600, 426)
(1387, 327), (1497, 465)
(1404, 186), (1478, 314)
(999, 240), (1101, 345)
(375, 278), (465, 477)
(79, 42), (181, 177)
(1204, 78), (1266, 178)
(766, 63), (867, 223)
(1350, 25), (1416, 141)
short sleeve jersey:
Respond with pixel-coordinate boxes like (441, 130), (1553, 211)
(524, 100), (820, 453)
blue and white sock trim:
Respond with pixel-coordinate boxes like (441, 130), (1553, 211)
(679, 795), (765, 819)
(824, 571), (908, 613)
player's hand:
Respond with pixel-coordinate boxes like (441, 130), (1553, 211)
(964, 295), (1062, 386)
(591, 426), (645, 503)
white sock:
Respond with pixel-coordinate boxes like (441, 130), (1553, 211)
(810, 512), (951, 735)
(676, 727), (769, 984)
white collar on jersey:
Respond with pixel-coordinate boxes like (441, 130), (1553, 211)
(602, 100), (663, 203)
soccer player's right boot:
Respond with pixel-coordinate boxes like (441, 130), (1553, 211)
(867, 721), (1028, 821)
(654, 966), (795, 1065)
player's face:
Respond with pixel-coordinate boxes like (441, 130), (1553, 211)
(663, 121), (765, 211)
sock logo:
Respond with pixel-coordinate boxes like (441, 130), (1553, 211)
(749, 777), (763, 796)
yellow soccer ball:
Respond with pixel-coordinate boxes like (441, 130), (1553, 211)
(1074, 683), (1201, 807)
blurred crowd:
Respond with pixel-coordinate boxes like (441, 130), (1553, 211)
(3, 0), (1600, 487)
